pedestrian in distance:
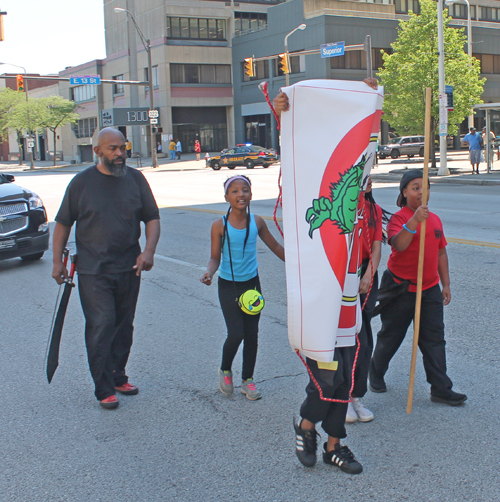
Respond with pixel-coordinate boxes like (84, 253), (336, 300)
(462, 127), (482, 174)
(169, 139), (176, 160)
(369, 169), (467, 407)
(125, 138), (132, 158)
(176, 139), (182, 160)
(272, 77), (378, 476)
(345, 176), (386, 424)
(194, 139), (201, 161)
(51, 127), (161, 410)
(200, 175), (285, 401)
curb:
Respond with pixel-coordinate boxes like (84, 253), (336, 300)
(371, 173), (500, 186)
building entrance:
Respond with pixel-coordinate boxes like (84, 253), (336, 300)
(244, 114), (271, 149)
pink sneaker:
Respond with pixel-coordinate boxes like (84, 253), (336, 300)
(100, 395), (119, 409)
(218, 368), (234, 396)
(115, 383), (139, 395)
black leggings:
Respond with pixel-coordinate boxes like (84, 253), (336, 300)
(218, 276), (261, 381)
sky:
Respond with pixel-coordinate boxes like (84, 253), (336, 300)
(0, 0), (106, 75)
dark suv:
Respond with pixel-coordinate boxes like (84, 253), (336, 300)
(0, 173), (50, 261)
(379, 136), (425, 159)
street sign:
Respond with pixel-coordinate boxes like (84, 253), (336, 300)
(320, 42), (345, 58)
(27, 140), (34, 149)
(445, 85), (454, 111)
(149, 118), (158, 124)
(148, 110), (159, 118)
(70, 75), (101, 85)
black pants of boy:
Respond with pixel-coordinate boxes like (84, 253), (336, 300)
(352, 268), (378, 398)
(300, 346), (355, 439)
(218, 276), (261, 381)
(78, 271), (141, 401)
(370, 272), (453, 397)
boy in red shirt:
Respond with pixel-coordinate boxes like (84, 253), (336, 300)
(369, 170), (467, 406)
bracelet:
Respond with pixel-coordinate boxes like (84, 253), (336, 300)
(403, 223), (417, 234)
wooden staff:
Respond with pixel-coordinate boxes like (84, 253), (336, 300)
(406, 87), (432, 414)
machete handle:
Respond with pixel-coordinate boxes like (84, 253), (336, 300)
(62, 247), (69, 267)
(66, 254), (77, 286)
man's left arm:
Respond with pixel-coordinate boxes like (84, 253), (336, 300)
(134, 218), (161, 275)
(438, 247), (451, 305)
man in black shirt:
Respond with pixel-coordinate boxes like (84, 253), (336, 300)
(52, 128), (161, 409)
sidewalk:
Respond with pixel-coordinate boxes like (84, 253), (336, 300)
(2, 150), (500, 185)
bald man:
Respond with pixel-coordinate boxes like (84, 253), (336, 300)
(52, 128), (161, 409)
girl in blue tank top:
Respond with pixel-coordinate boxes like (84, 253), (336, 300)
(201, 175), (285, 400)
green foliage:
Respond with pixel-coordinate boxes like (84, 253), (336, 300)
(378, 0), (485, 137)
(39, 95), (79, 133)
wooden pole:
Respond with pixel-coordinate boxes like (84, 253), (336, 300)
(406, 87), (432, 414)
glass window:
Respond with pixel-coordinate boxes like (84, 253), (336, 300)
(208, 19), (217, 39)
(168, 17), (181, 38)
(190, 18), (199, 39)
(482, 54), (494, 73)
(170, 64), (184, 83)
(199, 18), (208, 39)
(72, 85), (96, 102)
(72, 117), (97, 138)
(217, 19), (225, 40)
(113, 75), (124, 94)
(185, 64), (199, 83)
(216, 65), (231, 84)
(170, 64), (231, 84)
(345, 51), (361, 69)
(180, 18), (189, 38)
(494, 55), (500, 73)
(201, 65), (216, 84)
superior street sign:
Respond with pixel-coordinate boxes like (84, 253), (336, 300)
(70, 75), (101, 85)
(320, 42), (345, 58)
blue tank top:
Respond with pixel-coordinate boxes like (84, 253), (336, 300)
(219, 214), (258, 282)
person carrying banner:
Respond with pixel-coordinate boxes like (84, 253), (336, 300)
(51, 127), (161, 410)
(369, 169), (467, 406)
(200, 175), (284, 400)
(345, 176), (384, 424)
(273, 77), (378, 475)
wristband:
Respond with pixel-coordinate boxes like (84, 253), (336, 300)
(403, 223), (416, 234)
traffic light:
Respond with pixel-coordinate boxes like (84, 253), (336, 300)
(244, 57), (255, 78)
(278, 53), (290, 75)
(16, 74), (24, 92)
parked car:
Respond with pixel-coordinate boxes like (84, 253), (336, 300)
(378, 136), (425, 159)
(207, 144), (279, 170)
(0, 173), (49, 261)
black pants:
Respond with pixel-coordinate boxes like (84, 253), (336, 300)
(352, 266), (379, 398)
(300, 346), (355, 439)
(370, 271), (453, 397)
(78, 271), (141, 401)
(218, 276), (261, 381)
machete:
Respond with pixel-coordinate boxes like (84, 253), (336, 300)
(46, 253), (77, 383)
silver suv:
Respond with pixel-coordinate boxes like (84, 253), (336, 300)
(379, 136), (425, 159)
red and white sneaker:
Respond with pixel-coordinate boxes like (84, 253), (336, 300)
(115, 383), (139, 395)
(100, 395), (119, 409)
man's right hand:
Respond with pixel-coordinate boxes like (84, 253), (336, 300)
(273, 92), (289, 117)
(52, 262), (69, 285)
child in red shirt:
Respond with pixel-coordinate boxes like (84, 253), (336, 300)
(369, 170), (467, 406)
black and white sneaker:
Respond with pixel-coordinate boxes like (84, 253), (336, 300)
(322, 443), (363, 474)
(294, 418), (319, 467)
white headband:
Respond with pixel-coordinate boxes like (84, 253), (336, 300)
(224, 175), (251, 193)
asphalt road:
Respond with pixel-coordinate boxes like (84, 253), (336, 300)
(1, 165), (499, 501)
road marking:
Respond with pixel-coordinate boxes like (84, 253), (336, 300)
(154, 253), (206, 271)
(160, 205), (500, 248)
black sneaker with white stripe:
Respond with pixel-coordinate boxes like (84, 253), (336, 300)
(322, 443), (363, 474)
(294, 418), (319, 467)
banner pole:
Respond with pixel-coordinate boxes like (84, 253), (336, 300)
(406, 87), (431, 414)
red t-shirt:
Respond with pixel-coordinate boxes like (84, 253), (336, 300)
(361, 199), (383, 261)
(387, 206), (447, 292)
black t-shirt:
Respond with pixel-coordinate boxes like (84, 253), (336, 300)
(56, 165), (160, 274)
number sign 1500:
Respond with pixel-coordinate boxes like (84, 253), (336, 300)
(127, 111), (149, 122)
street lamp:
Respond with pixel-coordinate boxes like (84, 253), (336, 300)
(0, 62), (35, 169)
(284, 24), (306, 86)
(114, 7), (158, 168)
(437, 0), (449, 175)
(445, 0), (474, 129)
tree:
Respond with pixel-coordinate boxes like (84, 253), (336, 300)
(39, 96), (79, 166)
(0, 88), (26, 165)
(378, 0), (485, 166)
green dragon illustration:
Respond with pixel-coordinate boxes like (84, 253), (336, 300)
(305, 155), (367, 238)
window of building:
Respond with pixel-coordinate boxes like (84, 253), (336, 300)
(167, 17), (226, 40)
(480, 6), (499, 21)
(330, 48), (392, 70)
(234, 12), (267, 35)
(395, 0), (420, 14)
(473, 53), (500, 73)
(72, 117), (98, 138)
(170, 64), (232, 84)
(113, 75), (124, 95)
(144, 66), (159, 91)
(71, 85), (96, 103)
(273, 54), (301, 77)
(242, 60), (269, 82)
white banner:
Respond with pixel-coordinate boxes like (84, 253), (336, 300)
(280, 80), (384, 363)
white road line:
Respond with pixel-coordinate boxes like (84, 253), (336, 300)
(154, 253), (206, 271)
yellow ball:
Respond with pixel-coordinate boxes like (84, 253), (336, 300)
(239, 289), (265, 315)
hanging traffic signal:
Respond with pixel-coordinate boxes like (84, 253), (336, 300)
(244, 57), (255, 78)
(16, 74), (24, 92)
(279, 53), (290, 75)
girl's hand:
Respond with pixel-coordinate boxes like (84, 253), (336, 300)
(200, 272), (213, 285)
(273, 92), (289, 117)
(442, 285), (451, 305)
(412, 205), (429, 223)
(363, 78), (378, 90)
(359, 273), (371, 295)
